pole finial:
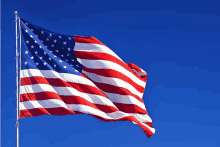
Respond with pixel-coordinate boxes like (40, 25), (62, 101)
(15, 11), (18, 15)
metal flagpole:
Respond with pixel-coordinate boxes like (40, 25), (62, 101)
(19, 15), (22, 119)
(14, 11), (19, 147)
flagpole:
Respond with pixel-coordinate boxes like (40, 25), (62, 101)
(19, 15), (22, 119)
(14, 11), (19, 147)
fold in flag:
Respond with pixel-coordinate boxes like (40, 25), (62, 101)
(19, 18), (155, 138)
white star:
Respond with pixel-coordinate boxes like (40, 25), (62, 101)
(65, 59), (68, 61)
(54, 64), (56, 67)
(68, 37), (72, 40)
(24, 62), (28, 65)
(30, 35), (33, 38)
(72, 59), (74, 62)
(49, 57), (51, 60)
(25, 51), (28, 54)
(35, 51), (38, 54)
(50, 51), (53, 53)
(67, 54), (70, 56)
(31, 45), (34, 48)
(45, 45), (48, 48)
(75, 69), (78, 72)
(34, 40), (37, 43)
(63, 41), (67, 45)
(39, 46), (42, 48)
(59, 60), (62, 63)
(26, 40), (29, 44)
(36, 62), (39, 66)
(54, 55), (57, 58)
(54, 40), (57, 43)
(49, 33), (52, 37)
(44, 52), (46, 55)
(41, 40), (43, 42)
(68, 48), (71, 51)
(63, 66), (67, 69)
(25, 30), (28, 33)
(31, 56), (34, 59)
(76, 65), (79, 67)
(59, 35), (62, 38)
(25, 22), (28, 25)
(39, 57), (43, 59)
(56, 50), (58, 52)
(41, 30), (44, 34)
(51, 44), (54, 47)
(46, 38), (49, 41)
(43, 62), (47, 66)
(61, 55), (64, 57)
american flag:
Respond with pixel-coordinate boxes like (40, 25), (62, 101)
(19, 18), (155, 138)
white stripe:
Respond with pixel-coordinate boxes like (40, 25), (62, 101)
(20, 84), (116, 108)
(20, 99), (68, 110)
(21, 69), (96, 87)
(101, 92), (146, 110)
(131, 69), (147, 77)
(82, 70), (144, 98)
(74, 43), (123, 62)
(131, 113), (152, 123)
(141, 68), (147, 74)
(20, 83), (56, 94)
(142, 123), (156, 134)
(20, 99), (152, 123)
(77, 58), (146, 88)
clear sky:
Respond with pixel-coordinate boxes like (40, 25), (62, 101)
(1, 0), (220, 147)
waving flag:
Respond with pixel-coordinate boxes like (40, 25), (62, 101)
(19, 18), (155, 138)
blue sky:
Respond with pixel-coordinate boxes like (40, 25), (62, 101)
(1, 0), (220, 147)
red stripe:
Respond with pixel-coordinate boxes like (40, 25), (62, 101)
(74, 36), (106, 46)
(143, 122), (153, 128)
(20, 108), (153, 138)
(114, 103), (147, 114)
(82, 67), (145, 94)
(74, 50), (147, 82)
(93, 82), (144, 104)
(20, 107), (75, 118)
(20, 91), (119, 113)
(127, 63), (141, 72)
(127, 63), (147, 81)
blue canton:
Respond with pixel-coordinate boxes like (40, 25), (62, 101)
(20, 18), (82, 75)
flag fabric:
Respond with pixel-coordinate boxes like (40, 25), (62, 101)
(19, 18), (155, 138)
